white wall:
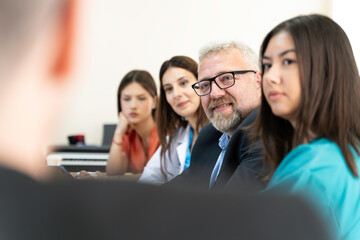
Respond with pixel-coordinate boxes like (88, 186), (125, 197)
(332, 0), (360, 69)
(49, 0), (332, 145)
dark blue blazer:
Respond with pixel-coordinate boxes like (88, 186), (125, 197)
(168, 109), (268, 192)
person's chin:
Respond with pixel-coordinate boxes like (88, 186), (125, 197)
(213, 109), (233, 119)
(128, 118), (140, 125)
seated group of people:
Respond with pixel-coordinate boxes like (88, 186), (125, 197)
(94, 48), (264, 190)
(0, 0), (359, 239)
(84, 15), (360, 240)
(103, 44), (266, 191)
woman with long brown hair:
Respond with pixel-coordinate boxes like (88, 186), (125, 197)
(254, 14), (360, 239)
(139, 56), (208, 184)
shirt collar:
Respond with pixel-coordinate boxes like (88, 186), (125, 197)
(218, 133), (230, 150)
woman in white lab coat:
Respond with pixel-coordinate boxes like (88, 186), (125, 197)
(138, 56), (208, 185)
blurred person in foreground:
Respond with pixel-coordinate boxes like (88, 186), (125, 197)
(0, 1), (331, 239)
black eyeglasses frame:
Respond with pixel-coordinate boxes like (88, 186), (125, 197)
(191, 70), (256, 96)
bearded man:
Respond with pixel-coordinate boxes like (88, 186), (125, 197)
(168, 41), (267, 191)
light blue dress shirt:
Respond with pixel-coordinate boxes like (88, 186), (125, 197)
(209, 133), (230, 189)
(263, 138), (360, 240)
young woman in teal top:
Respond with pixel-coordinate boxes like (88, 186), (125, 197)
(253, 14), (360, 240)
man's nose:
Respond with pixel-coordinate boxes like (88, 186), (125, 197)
(209, 81), (226, 99)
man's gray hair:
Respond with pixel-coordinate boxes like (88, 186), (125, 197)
(199, 40), (260, 71)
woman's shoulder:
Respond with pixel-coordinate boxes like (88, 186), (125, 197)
(268, 139), (360, 240)
(287, 138), (343, 165)
(171, 124), (191, 141)
(268, 139), (353, 199)
(277, 138), (358, 181)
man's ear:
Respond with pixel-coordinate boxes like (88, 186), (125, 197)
(51, 0), (78, 79)
(255, 71), (262, 89)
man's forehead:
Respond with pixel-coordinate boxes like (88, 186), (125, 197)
(198, 49), (245, 80)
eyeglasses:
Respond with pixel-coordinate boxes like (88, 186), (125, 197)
(191, 70), (256, 96)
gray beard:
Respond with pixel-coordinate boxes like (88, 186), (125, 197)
(210, 107), (243, 134)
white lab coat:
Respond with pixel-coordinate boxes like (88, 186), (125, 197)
(138, 125), (191, 185)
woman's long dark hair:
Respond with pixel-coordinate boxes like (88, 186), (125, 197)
(253, 14), (360, 177)
(157, 56), (209, 177)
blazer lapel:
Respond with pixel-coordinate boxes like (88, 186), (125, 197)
(213, 109), (259, 189)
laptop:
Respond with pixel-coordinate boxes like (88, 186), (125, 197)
(101, 124), (116, 146)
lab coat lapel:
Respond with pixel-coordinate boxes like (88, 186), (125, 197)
(176, 125), (191, 171)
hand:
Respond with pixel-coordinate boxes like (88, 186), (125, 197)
(74, 170), (94, 180)
(113, 112), (130, 140)
(95, 171), (108, 179)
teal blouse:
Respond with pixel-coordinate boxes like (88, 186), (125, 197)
(264, 138), (360, 240)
